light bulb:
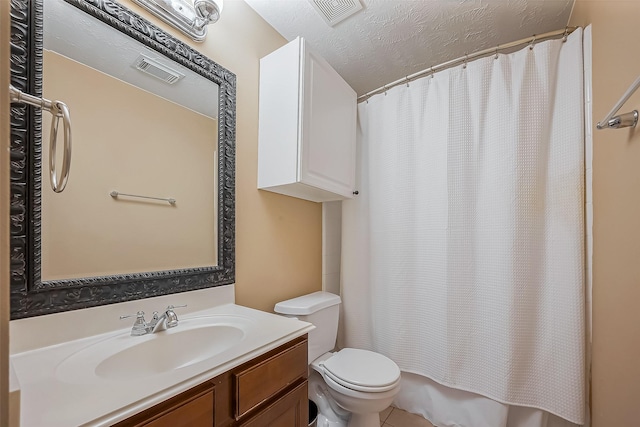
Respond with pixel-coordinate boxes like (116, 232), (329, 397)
(193, 0), (223, 24)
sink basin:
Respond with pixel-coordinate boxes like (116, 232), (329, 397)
(56, 315), (253, 384)
(95, 324), (244, 380)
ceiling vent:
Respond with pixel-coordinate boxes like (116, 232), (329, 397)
(133, 54), (185, 84)
(308, 0), (363, 27)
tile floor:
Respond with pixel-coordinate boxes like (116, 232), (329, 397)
(380, 406), (435, 427)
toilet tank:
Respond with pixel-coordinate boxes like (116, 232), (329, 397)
(274, 291), (341, 363)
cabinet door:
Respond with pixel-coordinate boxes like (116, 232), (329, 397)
(114, 383), (214, 427)
(300, 45), (356, 199)
(239, 381), (308, 427)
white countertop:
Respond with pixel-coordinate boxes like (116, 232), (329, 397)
(11, 297), (313, 426)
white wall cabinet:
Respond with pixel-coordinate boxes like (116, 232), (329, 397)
(257, 37), (357, 202)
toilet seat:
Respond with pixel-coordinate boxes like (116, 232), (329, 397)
(319, 348), (401, 393)
(322, 368), (401, 393)
(321, 369), (401, 401)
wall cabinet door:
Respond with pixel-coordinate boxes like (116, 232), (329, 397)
(258, 37), (356, 202)
(299, 46), (356, 199)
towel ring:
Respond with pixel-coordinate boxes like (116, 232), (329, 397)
(49, 101), (72, 193)
(9, 85), (73, 193)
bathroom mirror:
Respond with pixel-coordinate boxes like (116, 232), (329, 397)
(9, 0), (236, 319)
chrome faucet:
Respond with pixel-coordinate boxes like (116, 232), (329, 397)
(120, 305), (187, 336)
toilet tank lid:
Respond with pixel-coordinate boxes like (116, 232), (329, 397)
(274, 291), (341, 315)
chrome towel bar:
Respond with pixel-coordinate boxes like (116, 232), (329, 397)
(110, 190), (177, 205)
(9, 85), (72, 192)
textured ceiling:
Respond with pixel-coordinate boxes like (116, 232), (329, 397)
(244, 0), (575, 95)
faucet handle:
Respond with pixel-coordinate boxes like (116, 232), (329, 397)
(163, 305), (186, 328)
(120, 310), (146, 320)
(120, 311), (148, 336)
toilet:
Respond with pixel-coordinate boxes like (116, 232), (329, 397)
(275, 292), (401, 427)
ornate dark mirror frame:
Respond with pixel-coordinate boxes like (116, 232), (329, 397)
(9, 0), (236, 319)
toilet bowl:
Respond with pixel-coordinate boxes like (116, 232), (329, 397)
(275, 292), (401, 427)
(308, 371), (350, 427)
(312, 349), (400, 427)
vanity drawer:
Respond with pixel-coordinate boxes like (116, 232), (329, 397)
(234, 337), (308, 419)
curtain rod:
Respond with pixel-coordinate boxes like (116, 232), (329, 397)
(596, 75), (640, 130)
(357, 26), (579, 103)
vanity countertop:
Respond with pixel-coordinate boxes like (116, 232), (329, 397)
(10, 303), (314, 427)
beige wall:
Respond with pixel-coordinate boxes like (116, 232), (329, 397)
(570, 2), (640, 425)
(42, 50), (218, 279)
(120, 0), (323, 311)
(1, 0), (11, 424)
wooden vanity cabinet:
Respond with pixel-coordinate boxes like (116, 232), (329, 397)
(115, 335), (309, 427)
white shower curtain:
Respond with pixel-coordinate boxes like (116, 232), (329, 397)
(341, 29), (586, 427)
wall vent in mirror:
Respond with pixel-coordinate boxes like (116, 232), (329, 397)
(133, 55), (185, 84)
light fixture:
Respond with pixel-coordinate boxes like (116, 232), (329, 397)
(132, 0), (224, 42)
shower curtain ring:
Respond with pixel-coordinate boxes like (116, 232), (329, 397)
(405, 76), (410, 87)
(383, 85), (388, 95)
(430, 67), (435, 78)
(463, 53), (468, 69)
(563, 26), (569, 42)
(529, 35), (536, 50)
(495, 47), (499, 60)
